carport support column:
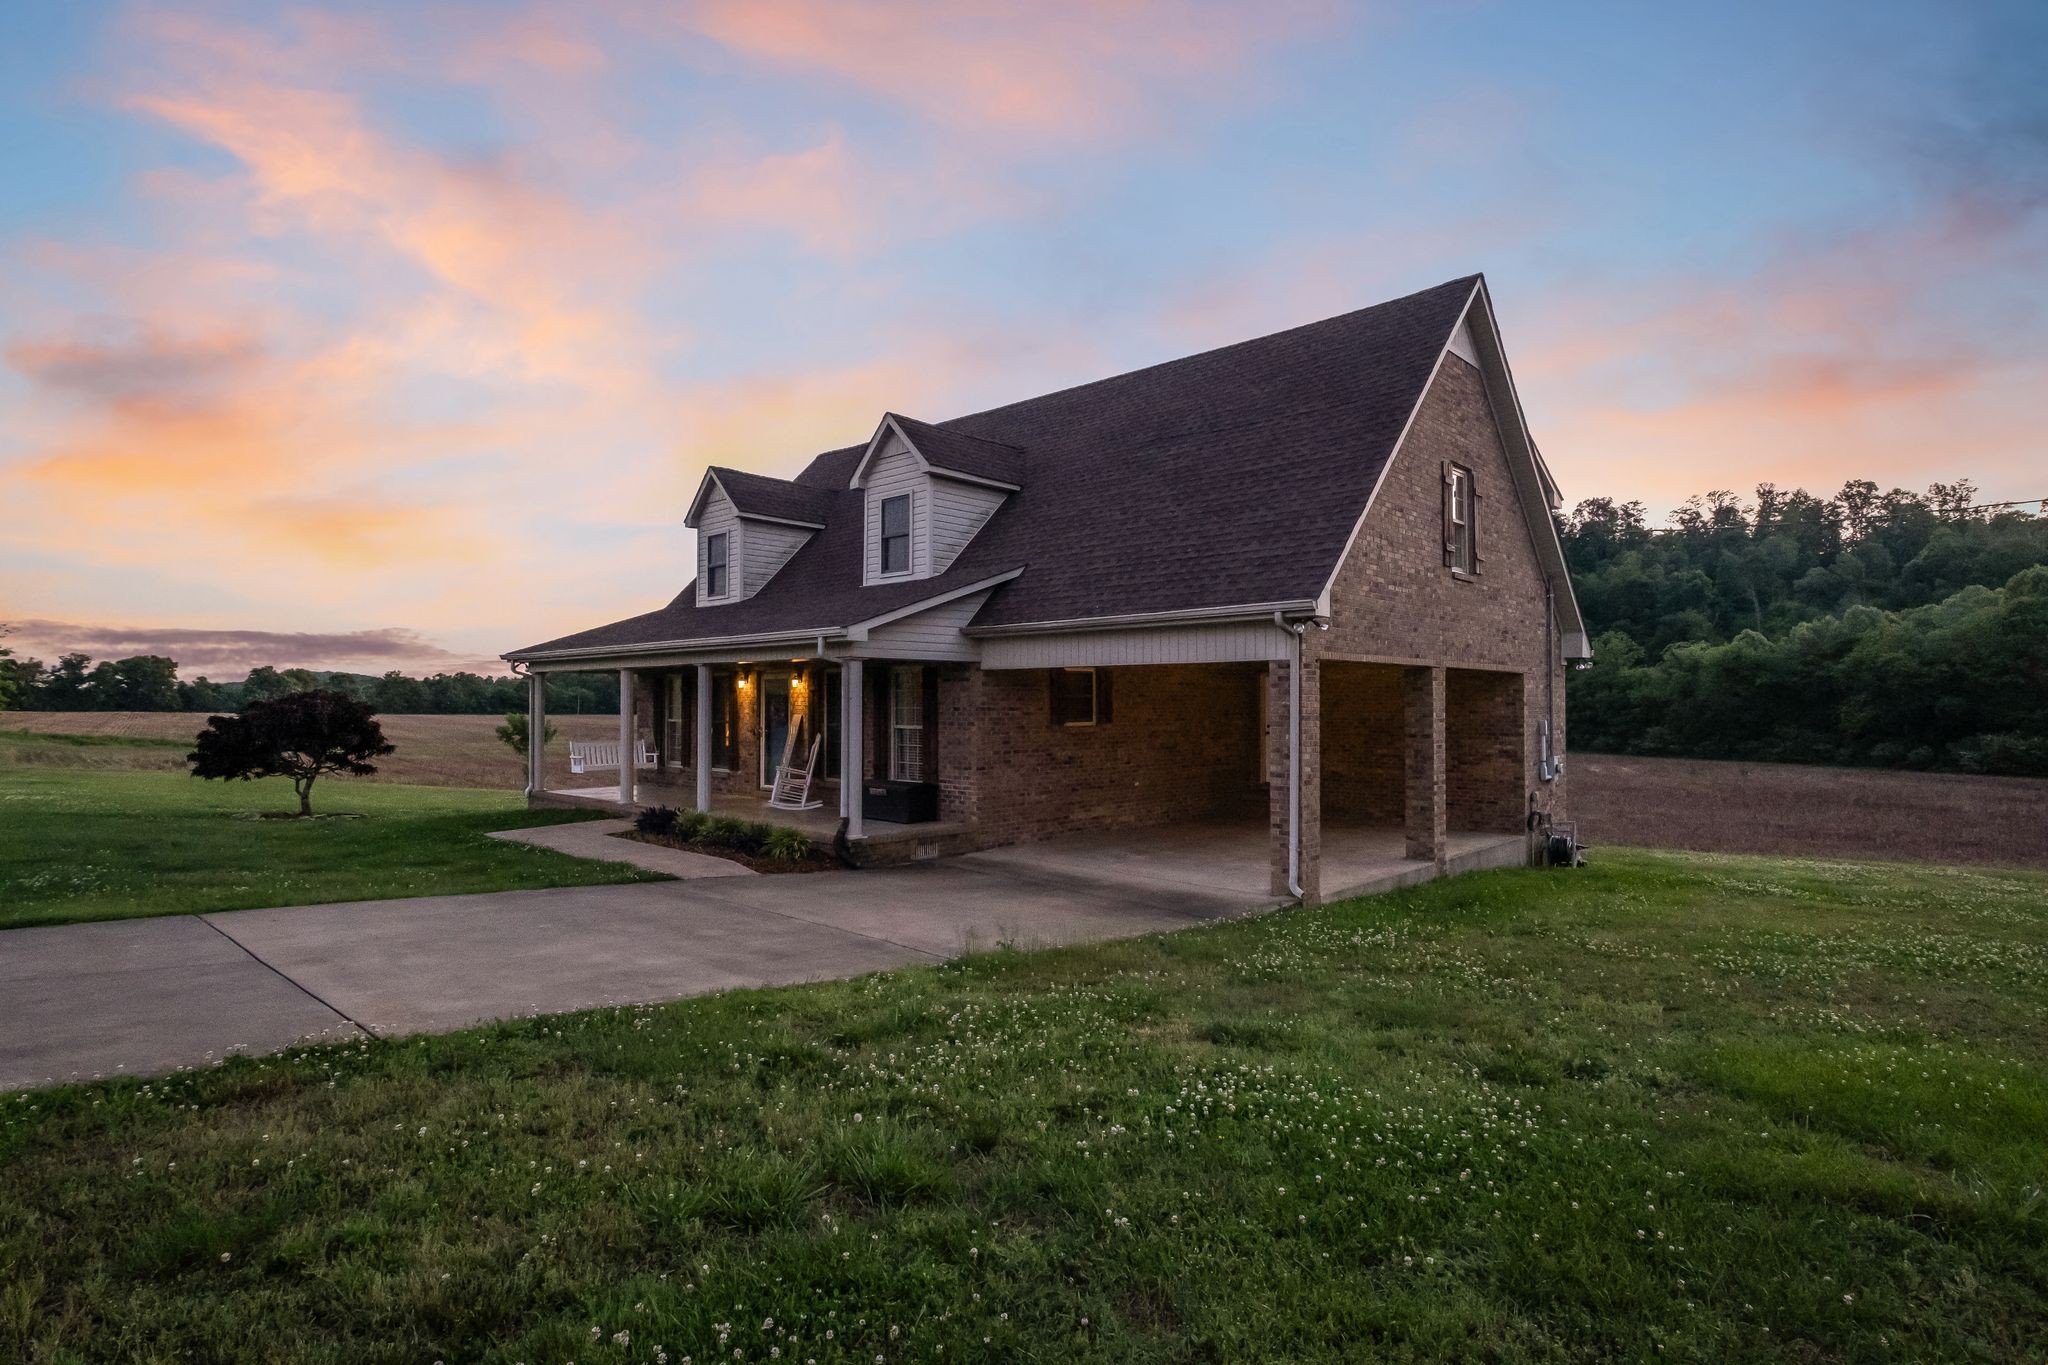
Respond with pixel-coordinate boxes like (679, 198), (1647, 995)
(617, 668), (636, 807)
(693, 663), (712, 813)
(1267, 648), (1322, 905)
(1404, 665), (1447, 871)
(842, 658), (864, 840)
(525, 671), (545, 798)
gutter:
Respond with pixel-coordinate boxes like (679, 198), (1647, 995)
(970, 598), (1319, 638)
(1541, 576), (1564, 782)
(506, 625), (850, 666)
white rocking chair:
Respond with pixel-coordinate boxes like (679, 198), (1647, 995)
(768, 727), (824, 811)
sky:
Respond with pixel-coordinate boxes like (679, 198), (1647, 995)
(1, 1), (2043, 679)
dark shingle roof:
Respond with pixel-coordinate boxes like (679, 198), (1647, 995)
(704, 466), (836, 526)
(885, 414), (1026, 487)
(514, 275), (1478, 657)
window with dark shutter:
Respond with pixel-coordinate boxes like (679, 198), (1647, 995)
(1049, 667), (1100, 726)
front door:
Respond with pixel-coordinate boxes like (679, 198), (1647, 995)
(759, 675), (792, 787)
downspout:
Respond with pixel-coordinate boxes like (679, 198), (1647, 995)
(1272, 611), (1304, 900)
(1540, 576), (1563, 782)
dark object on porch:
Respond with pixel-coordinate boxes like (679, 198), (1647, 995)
(863, 779), (939, 824)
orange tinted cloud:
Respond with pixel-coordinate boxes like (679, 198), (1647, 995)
(685, 0), (1333, 138)
(1515, 204), (2047, 512)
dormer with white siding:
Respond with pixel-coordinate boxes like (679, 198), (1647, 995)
(684, 467), (833, 605)
(849, 413), (1021, 586)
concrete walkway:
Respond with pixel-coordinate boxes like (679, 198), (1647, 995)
(0, 853), (1262, 1091)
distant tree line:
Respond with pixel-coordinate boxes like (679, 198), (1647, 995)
(1563, 479), (2048, 775)
(0, 654), (620, 717)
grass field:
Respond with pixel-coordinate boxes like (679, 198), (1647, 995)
(0, 768), (660, 930)
(0, 711), (618, 789)
(4, 850), (2044, 1361)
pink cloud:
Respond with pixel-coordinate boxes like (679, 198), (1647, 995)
(1514, 202), (2048, 513)
(683, 0), (1335, 139)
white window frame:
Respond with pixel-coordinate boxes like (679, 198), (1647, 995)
(704, 531), (730, 600)
(1053, 667), (1098, 728)
(889, 665), (924, 781)
(878, 493), (913, 577)
(1448, 464), (1474, 576)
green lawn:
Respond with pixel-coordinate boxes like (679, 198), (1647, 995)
(0, 768), (660, 929)
(4, 852), (2045, 1362)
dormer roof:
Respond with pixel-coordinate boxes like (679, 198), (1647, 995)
(686, 466), (835, 529)
(850, 413), (1025, 490)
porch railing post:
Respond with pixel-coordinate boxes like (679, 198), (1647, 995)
(617, 668), (636, 807)
(526, 671), (545, 798)
(694, 663), (712, 813)
(843, 658), (864, 840)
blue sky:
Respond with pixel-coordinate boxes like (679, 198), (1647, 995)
(1, 1), (2042, 674)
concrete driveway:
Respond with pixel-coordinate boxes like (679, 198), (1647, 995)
(0, 853), (1262, 1091)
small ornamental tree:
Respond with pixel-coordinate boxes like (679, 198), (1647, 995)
(495, 711), (557, 759)
(189, 689), (395, 816)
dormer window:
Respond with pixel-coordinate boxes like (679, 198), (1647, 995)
(879, 494), (912, 575)
(704, 532), (729, 599)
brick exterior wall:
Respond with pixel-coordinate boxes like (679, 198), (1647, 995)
(1317, 353), (1567, 827)
(1319, 661), (1403, 823)
(1446, 667), (1525, 832)
(1402, 665), (1447, 867)
(956, 662), (1266, 847)
(1266, 652), (1322, 901)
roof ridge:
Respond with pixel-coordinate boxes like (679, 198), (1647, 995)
(793, 274), (1478, 483)
(930, 274), (1479, 433)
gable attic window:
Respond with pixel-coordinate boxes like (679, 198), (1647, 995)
(1443, 462), (1476, 576)
(704, 532), (729, 599)
(879, 493), (912, 575)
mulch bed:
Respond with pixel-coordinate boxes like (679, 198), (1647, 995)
(613, 829), (841, 874)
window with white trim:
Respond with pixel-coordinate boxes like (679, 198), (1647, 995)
(704, 531), (729, 598)
(889, 665), (924, 780)
(879, 493), (912, 575)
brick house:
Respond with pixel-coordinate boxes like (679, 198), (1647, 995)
(506, 275), (1590, 903)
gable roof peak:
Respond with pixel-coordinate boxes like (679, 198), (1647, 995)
(686, 465), (836, 529)
(851, 412), (1026, 490)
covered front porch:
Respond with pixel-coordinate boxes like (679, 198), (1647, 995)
(523, 654), (975, 863)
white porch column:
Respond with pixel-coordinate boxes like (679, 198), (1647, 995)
(693, 663), (712, 813)
(842, 657), (864, 840)
(617, 668), (636, 806)
(525, 671), (546, 797)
